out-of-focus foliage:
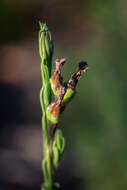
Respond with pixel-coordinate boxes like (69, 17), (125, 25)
(0, 0), (127, 190)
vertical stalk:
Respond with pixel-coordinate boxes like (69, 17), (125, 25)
(38, 22), (88, 190)
(39, 23), (54, 190)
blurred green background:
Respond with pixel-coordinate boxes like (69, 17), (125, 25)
(0, 0), (127, 190)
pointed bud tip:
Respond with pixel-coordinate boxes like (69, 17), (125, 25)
(39, 22), (48, 32)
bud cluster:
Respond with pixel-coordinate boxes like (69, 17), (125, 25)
(47, 59), (88, 125)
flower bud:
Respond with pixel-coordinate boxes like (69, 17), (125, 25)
(39, 22), (54, 70)
(50, 58), (66, 97)
(46, 87), (65, 124)
(62, 61), (88, 106)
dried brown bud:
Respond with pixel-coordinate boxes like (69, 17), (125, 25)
(79, 61), (88, 71)
(50, 58), (66, 96)
(67, 61), (88, 89)
(46, 87), (66, 124)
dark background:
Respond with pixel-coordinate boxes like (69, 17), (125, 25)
(0, 0), (127, 190)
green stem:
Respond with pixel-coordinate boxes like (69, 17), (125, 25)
(39, 23), (54, 190)
(40, 82), (53, 189)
